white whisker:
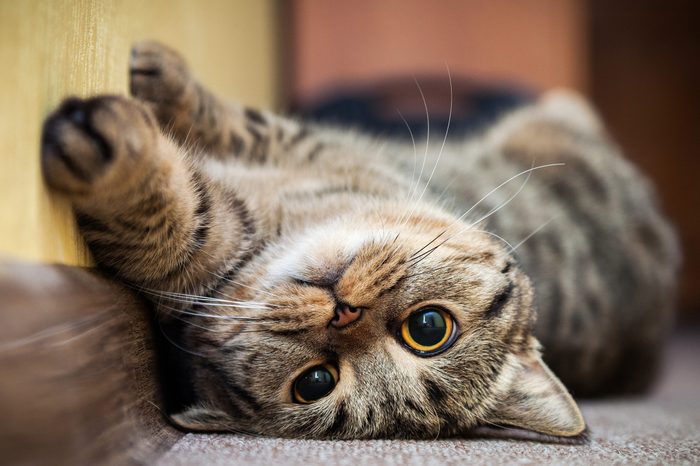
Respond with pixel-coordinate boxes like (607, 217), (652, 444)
(510, 216), (558, 252)
(408, 163), (565, 264)
(398, 78), (432, 227)
(157, 320), (207, 358)
(413, 64), (453, 209)
(466, 159), (538, 228)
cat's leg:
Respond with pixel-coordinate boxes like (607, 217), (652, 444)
(41, 95), (261, 307)
(129, 41), (318, 165)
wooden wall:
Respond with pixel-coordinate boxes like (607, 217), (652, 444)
(0, 0), (279, 265)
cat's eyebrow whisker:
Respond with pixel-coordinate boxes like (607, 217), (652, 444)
(412, 64), (453, 212)
(408, 230), (449, 260)
(460, 161), (563, 229)
(408, 162), (564, 260)
(474, 229), (516, 251)
(395, 110), (418, 227)
(434, 174), (457, 205)
(406, 242), (447, 268)
(397, 77), (432, 228)
(464, 159), (538, 230)
(407, 228), (515, 270)
(399, 109), (418, 198)
(510, 215), (558, 253)
(398, 66), (453, 231)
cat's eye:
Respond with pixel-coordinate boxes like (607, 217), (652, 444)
(293, 363), (338, 404)
(400, 307), (456, 356)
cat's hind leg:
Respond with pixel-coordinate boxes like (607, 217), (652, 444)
(41, 95), (261, 308)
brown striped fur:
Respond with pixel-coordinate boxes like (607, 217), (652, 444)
(40, 42), (679, 439)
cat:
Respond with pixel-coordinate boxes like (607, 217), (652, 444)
(40, 41), (680, 440)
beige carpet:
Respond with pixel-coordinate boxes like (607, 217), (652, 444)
(157, 333), (700, 465)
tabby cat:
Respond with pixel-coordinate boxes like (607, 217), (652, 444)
(40, 41), (679, 440)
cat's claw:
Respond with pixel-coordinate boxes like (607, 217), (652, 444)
(41, 96), (156, 195)
(129, 41), (193, 122)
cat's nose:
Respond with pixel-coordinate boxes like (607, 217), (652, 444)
(331, 303), (362, 328)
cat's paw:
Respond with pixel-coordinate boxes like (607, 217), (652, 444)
(129, 41), (193, 122)
(41, 96), (157, 195)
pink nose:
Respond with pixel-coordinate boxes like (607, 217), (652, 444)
(331, 304), (362, 328)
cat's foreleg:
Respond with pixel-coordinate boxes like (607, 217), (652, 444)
(129, 41), (314, 165)
(41, 96), (259, 302)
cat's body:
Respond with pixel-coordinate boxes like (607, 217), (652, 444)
(41, 42), (679, 440)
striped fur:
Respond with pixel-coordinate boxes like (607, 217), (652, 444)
(40, 42), (679, 440)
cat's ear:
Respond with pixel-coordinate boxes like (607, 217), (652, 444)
(485, 349), (586, 437)
(170, 404), (236, 432)
(538, 89), (603, 135)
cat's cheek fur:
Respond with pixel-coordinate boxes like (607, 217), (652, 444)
(483, 340), (586, 437)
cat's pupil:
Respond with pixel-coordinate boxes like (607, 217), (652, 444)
(294, 366), (336, 403)
(408, 309), (447, 347)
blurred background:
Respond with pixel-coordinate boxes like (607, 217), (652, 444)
(1, 0), (698, 318)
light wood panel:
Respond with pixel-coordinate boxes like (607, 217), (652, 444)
(0, 0), (279, 265)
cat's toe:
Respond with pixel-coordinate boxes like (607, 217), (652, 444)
(41, 96), (155, 195)
(129, 41), (192, 118)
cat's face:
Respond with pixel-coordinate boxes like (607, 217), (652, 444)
(174, 205), (585, 439)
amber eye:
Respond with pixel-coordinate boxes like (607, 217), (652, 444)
(400, 307), (455, 355)
(293, 364), (338, 403)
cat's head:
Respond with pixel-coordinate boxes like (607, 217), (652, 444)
(171, 201), (585, 439)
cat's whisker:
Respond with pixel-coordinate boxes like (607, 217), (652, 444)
(152, 294), (272, 309)
(510, 215), (558, 253)
(133, 287), (275, 311)
(156, 291), (273, 306)
(395, 110), (419, 228)
(474, 229), (516, 251)
(408, 230), (449, 261)
(174, 309), (270, 321)
(407, 162), (564, 261)
(163, 306), (239, 333)
(398, 66), (453, 232)
(211, 273), (278, 298)
(398, 109), (418, 197)
(452, 162), (561, 229)
(465, 159), (538, 230)
(157, 319), (208, 358)
(434, 175), (457, 206)
(412, 64), (453, 211)
(407, 228), (515, 271)
(397, 77), (432, 228)
(197, 248), (280, 300)
(406, 228), (515, 270)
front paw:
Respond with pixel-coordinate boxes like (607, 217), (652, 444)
(129, 41), (194, 123)
(41, 96), (156, 195)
